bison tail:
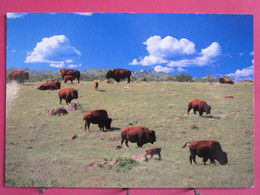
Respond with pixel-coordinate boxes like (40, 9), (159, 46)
(182, 142), (191, 148)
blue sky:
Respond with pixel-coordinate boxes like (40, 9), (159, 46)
(7, 13), (254, 81)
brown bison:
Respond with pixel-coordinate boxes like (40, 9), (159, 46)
(64, 75), (75, 84)
(187, 99), (211, 116)
(93, 81), (99, 90)
(58, 88), (78, 105)
(60, 69), (80, 83)
(106, 68), (132, 83)
(8, 70), (29, 84)
(145, 147), (161, 159)
(83, 109), (112, 132)
(182, 140), (228, 165)
(121, 126), (156, 148)
(37, 80), (61, 90)
(219, 77), (234, 84)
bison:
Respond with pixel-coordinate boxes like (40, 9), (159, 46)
(60, 69), (81, 83)
(37, 80), (61, 90)
(106, 68), (132, 83)
(93, 81), (99, 90)
(182, 140), (228, 165)
(64, 75), (75, 84)
(187, 99), (211, 116)
(83, 109), (112, 132)
(219, 77), (234, 84)
(121, 126), (156, 148)
(8, 70), (29, 84)
(58, 88), (78, 105)
(145, 147), (161, 160)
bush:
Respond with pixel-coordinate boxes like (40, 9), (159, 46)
(115, 157), (139, 172)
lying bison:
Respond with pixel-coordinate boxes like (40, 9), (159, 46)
(58, 88), (78, 105)
(106, 68), (132, 83)
(8, 70), (29, 84)
(187, 99), (211, 116)
(219, 77), (234, 84)
(121, 126), (156, 148)
(60, 69), (80, 83)
(83, 109), (112, 132)
(182, 140), (228, 165)
(37, 80), (61, 90)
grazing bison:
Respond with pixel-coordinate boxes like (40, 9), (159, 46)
(37, 80), (61, 90)
(60, 69), (81, 83)
(8, 70), (29, 84)
(64, 75), (75, 84)
(219, 77), (234, 84)
(93, 81), (99, 90)
(145, 147), (161, 159)
(83, 109), (112, 132)
(182, 140), (228, 165)
(58, 88), (78, 105)
(187, 99), (211, 116)
(106, 68), (132, 83)
(121, 126), (156, 148)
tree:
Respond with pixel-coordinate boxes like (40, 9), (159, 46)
(175, 73), (192, 82)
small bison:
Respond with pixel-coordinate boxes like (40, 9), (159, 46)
(219, 77), (234, 84)
(93, 81), (99, 90)
(37, 80), (61, 90)
(60, 69), (81, 83)
(8, 70), (29, 84)
(187, 99), (211, 116)
(83, 109), (112, 132)
(64, 75), (75, 84)
(145, 147), (161, 160)
(121, 126), (156, 148)
(58, 88), (78, 105)
(106, 68), (132, 83)
(182, 140), (228, 165)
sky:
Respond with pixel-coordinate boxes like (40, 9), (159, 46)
(6, 13), (254, 81)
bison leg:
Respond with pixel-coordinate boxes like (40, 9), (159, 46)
(199, 109), (203, 116)
(125, 139), (129, 147)
(210, 157), (216, 165)
(59, 98), (62, 105)
(187, 105), (192, 115)
(203, 157), (209, 165)
(158, 153), (161, 159)
(190, 154), (197, 164)
(150, 155), (153, 159)
(127, 77), (130, 83)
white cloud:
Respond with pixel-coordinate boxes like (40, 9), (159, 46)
(50, 62), (65, 68)
(227, 58), (254, 81)
(7, 13), (27, 19)
(250, 51), (254, 56)
(177, 67), (186, 72)
(25, 35), (81, 66)
(68, 63), (82, 68)
(74, 13), (93, 16)
(154, 65), (174, 73)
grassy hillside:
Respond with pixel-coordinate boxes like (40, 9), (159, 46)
(5, 81), (254, 188)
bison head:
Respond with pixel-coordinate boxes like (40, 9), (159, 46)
(216, 151), (228, 165)
(105, 117), (112, 129)
(147, 130), (156, 144)
(72, 90), (78, 99)
(24, 72), (29, 80)
(55, 81), (61, 89)
(106, 70), (114, 79)
(206, 105), (211, 114)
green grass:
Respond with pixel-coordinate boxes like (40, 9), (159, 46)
(5, 81), (254, 188)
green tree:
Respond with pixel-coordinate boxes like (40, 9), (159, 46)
(175, 73), (192, 82)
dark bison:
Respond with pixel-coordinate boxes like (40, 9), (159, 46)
(187, 99), (211, 116)
(106, 68), (132, 83)
(145, 147), (161, 159)
(37, 80), (61, 90)
(219, 77), (234, 84)
(60, 69), (81, 83)
(182, 140), (228, 165)
(83, 109), (112, 132)
(8, 70), (29, 84)
(58, 88), (78, 105)
(121, 126), (156, 148)
(64, 75), (75, 84)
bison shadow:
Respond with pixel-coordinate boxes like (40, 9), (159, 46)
(103, 127), (121, 132)
(98, 90), (106, 92)
(203, 115), (221, 119)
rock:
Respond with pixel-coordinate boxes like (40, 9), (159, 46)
(168, 106), (173, 109)
(132, 154), (147, 162)
(175, 116), (184, 120)
(109, 136), (121, 142)
(114, 145), (122, 150)
(46, 107), (68, 116)
(71, 134), (78, 140)
(67, 103), (81, 111)
(106, 144), (113, 148)
(190, 124), (198, 129)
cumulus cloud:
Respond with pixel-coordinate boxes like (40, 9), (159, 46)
(154, 65), (174, 73)
(227, 60), (254, 81)
(68, 63), (82, 68)
(130, 36), (221, 70)
(7, 13), (27, 19)
(25, 35), (81, 67)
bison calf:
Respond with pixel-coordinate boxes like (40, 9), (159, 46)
(145, 147), (161, 160)
(83, 109), (112, 132)
(187, 99), (211, 116)
(182, 140), (228, 165)
(121, 126), (156, 148)
(64, 75), (75, 84)
(58, 88), (78, 105)
(93, 81), (99, 90)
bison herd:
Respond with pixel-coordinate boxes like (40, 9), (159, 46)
(8, 68), (233, 166)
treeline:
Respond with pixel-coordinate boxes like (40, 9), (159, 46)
(6, 68), (239, 83)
